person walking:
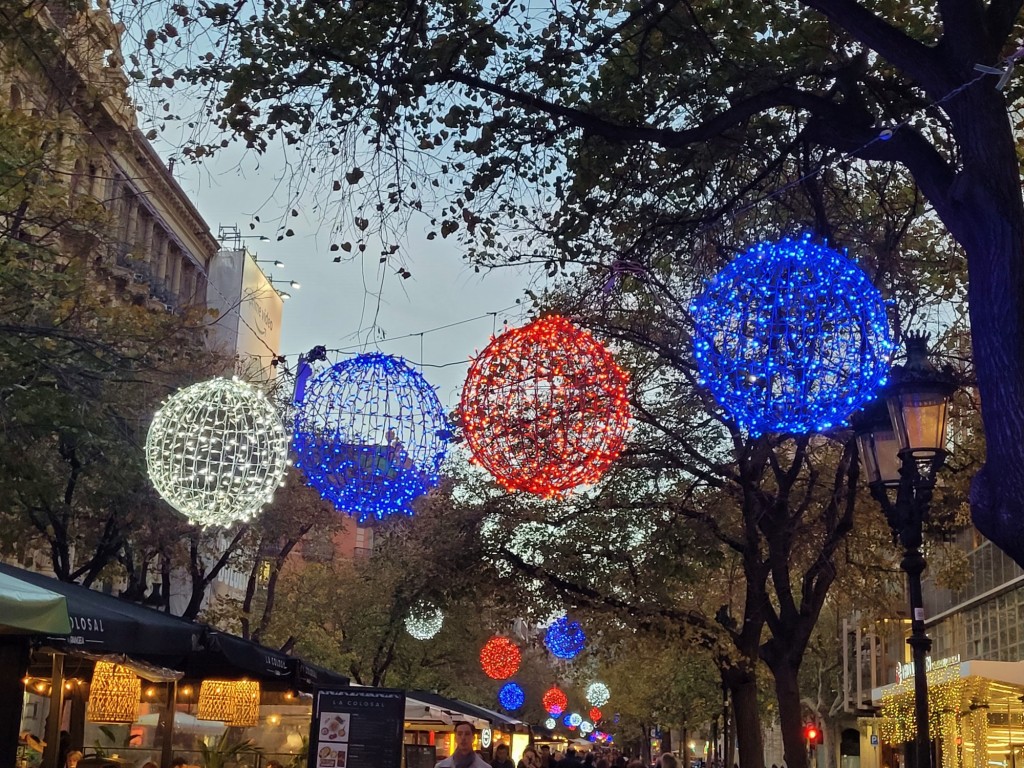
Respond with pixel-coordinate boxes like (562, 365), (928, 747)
(434, 722), (490, 768)
(519, 747), (541, 768)
(493, 744), (515, 768)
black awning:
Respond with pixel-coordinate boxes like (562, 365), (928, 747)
(0, 564), (200, 660)
(290, 657), (350, 691)
(184, 629), (294, 683)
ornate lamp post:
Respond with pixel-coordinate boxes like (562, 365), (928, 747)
(853, 332), (957, 768)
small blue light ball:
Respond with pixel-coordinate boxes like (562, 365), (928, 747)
(498, 681), (525, 711)
(563, 714), (573, 727)
(293, 353), (450, 522)
(690, 234), (892, 436)
(545, 615), (586, 660)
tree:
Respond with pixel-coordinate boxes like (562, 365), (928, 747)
(144, 0), (1024, 565)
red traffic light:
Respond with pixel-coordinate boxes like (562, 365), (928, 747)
(804, 723), (821, 744)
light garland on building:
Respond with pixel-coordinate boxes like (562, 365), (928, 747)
(480, 636), (522, 680)
(146, 377), (289, 527)
(970, 704), (989, 768)
(690, 234), (892, 435)
(405, 601), (444, 640)
(543, 686), (568, 715)
(545, 615), (586, 660)
(86, 661), (141, 723)
(498, 681), (526, 711)
(293, 353), (449, 521)
(586, 681), (610, 707)
(459, 315), (631, 497)
(879, 674), (965, 743)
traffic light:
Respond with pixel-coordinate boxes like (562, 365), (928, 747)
(804, 723), (822, 745)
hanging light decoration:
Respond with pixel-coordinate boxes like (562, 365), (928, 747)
(586, 681), (610, 706)
(580, 720), (594, 734)
(562, 714), (574, 727)
(590, 706), (602, 722)
(146, 377), (289, 528)
(293, 353), (449, 521)
(543, 686), (568, 715)
(405, 601), (444, 640)
(569, 712), (583, 727)
(545, 615), (586, 659)
(227, 680), (261, 727)
(459, 315), (631, 497)
(498, 681), (526, 711)
(690, 234), (892, 436)
(86, 661), (140, 723)
(197, 680), (238, 721)
(545, 717), (557, 730)
(480, 636), (522, 680)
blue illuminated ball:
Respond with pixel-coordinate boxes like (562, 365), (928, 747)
(293, 353), (450, 522)
(563, 714), (573, 727)
(545, 615), (586, 660)
(498, 682), (525, 711)
(690, 234), (892, 436)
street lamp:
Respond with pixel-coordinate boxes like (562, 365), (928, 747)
(255, 258), (286, 268)
(852, 331), (957, 768)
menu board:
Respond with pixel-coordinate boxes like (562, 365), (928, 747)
(309, 688), (406, 768)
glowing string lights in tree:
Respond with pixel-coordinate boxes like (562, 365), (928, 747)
(543, 686), (568, 716)
(404, 601), (444, 640)
(459, 315), (631, 497)
(545, 615), (586, 660)
(498, 682), (525, 711)
(146, 378), (289, 528)
(690, 234), (892, 436)
(480, 636), (522, 680)
(293, 353), (450, 522)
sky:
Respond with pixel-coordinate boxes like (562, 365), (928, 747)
(154, 141), (538, 411)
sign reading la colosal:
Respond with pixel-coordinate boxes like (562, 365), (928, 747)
(308, 688), (406, 768)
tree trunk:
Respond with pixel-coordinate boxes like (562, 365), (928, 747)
(767, 657), (808, 768)
(723, 665), (764, 768)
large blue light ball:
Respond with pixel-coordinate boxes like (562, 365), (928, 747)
(293, 353), (450, 521)
(690, 234), (892, 436)
(498, 682), (525, 711)
(545, 615), (586, 660)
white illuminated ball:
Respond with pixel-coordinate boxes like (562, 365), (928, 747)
(586, 681), (610, 706)
(545, 717), (557, 730)
(405, 602), (444, 640)
(146, 377), (289, 527)
(580, 721), (594, 734)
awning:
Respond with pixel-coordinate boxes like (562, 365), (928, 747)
(290, 658), (350, 691)
(184, 629), (294, 682)
(406, 690), (530, 732)
(0, 571), (71, 635)
(871, 659), (1024, 703)
(0, 564), (200, 660)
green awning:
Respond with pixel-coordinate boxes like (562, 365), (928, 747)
(0, 571), (71, 635)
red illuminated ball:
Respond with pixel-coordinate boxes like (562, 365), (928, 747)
(543, 686), (569, 716)
(459, 315), (631, 497)
(480, 636), (522, 680)
(590, 707), (602, 722)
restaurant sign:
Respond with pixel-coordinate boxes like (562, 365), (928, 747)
(895, 654), (961, 683)
(309, 688), (405, 768)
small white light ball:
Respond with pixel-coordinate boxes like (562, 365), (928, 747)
(580, 721), (594, 734)
(586, 681), (610, 706)
(146, 377), (289, 527)
(544, 717), (557, 730)
(405, 602), (444, 640)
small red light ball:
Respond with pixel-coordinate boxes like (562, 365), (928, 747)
(480, 636), (522, 680)
(590, 707), (602, 722)
(460, 315), (631, 497)
(543, 686), (569, 715)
